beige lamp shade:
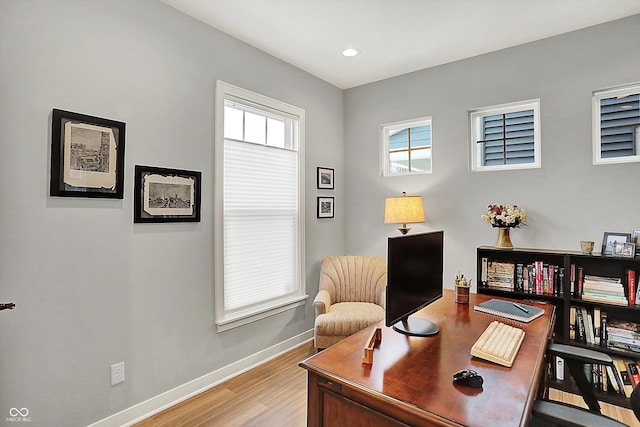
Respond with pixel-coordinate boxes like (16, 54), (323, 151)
(384, 192), (425, 234)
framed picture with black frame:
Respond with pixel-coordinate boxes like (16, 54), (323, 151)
(317, 167), (334, 190)
(134, 165), (202, 223)
(317, 196), (334, 218)
(50, 109), (125, 198)
(601, 231), (631, 255)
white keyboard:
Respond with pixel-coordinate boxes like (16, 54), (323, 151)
(470, 321), (525, 367)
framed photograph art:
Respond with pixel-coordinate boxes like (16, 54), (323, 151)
(613, 242), (636, 258)
(317, 167), (334, 190)
(50, 109), (126, 198)
(317, 196), (334, 218)
(601, 231), (631, 255)
(134, 165), (202, 223)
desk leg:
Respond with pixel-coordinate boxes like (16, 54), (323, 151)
(307, 373), (322, 427)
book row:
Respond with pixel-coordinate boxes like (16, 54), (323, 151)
(570, 305), (640, 353)
(480, 259), (564, 297)
(571, 266), (639, 306)
(479, 258), (640, 307)
(550, 354), (639, 398)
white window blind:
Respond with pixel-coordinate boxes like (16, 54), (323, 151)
(223, 139), (299, 311)
(214, 81), (306, 331)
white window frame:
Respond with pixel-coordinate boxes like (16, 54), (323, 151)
(380, 117), (433, 177)
(469, 99), (541, 172)
(592, 82), (640, 165)
(214, 81), (307, 332)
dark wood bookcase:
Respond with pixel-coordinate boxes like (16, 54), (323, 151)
(477, 245), (640, 409)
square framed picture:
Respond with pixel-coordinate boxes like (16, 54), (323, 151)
(613, 242), (636, 258)
(601, 231), (631, 255)
(50, 109), (126, 198)
(134, 165), (202, 223)
(317, 196), (334, 218)
(317, 167), (334, 190)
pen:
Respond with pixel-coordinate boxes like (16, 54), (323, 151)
(512, 302), (529, 313)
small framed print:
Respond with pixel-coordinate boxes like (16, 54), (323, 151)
(134, 165), (202, 223)
(614, 242), (636, 258)
(601, 231), (631, 255)
(317, 196), (334, 218)
(50, 109), (126, 198)
(633, 229), (640, 256)
(317, 167), (334, 190)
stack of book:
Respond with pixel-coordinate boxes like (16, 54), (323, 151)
(581, 275), (628, 306)
(607, 319), (640, 353)
(486, 261), (514, 290)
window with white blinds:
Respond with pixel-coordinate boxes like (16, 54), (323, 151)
(470, 99), (541, 172)
(214, 81), (307, 332)
(593, 83), (640, 165)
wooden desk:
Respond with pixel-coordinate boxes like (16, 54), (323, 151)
(300, 290), (555, 427)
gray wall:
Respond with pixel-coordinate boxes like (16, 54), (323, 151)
(0, 1), (344, 425)
(2, 1), (640, 425)
(344, 14), (640, 289)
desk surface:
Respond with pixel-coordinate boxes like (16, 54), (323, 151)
(300, 290), (556, 427)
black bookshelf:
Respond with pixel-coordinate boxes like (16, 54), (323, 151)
(477, 246), (640, 409)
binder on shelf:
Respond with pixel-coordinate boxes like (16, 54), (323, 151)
(628, 270), (636, 306)
(474, 299), (544, 323)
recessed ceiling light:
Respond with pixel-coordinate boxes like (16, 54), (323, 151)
(342, 48), (360, 57)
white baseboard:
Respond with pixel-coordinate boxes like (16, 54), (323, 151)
(88, 330), (314, 427)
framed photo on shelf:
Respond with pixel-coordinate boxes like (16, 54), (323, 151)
(613, 241), (636, 258)
(633, 229), (640, 257)
(50, 109), (126, 198)
(317, 167), (334, 190)
(317, 196), (334, 218)
(601, 231), (631, 255)
(134, 165), (202, 223)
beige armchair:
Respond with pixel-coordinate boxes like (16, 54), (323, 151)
(313, 256), (387, 349)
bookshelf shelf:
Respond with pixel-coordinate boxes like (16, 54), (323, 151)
(477, 246), (640, 409)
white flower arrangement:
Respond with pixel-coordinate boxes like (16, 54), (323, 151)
(481, 204), (526, 228)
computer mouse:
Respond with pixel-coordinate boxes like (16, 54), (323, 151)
(452, 369), (484, 388)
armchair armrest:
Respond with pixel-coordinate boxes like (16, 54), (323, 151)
(548, 343), (613, 366)
(313, 289), (332, 317)
(547, 343), (613, 414)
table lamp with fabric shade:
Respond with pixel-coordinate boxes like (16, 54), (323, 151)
(384, 192), (425, 234)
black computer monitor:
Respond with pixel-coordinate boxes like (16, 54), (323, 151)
(385, 230), (444, 336)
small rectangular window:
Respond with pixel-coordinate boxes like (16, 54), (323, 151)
(593, 83), (640, 165)
(381, 117), (432, 176)
(469, 99), (541, 172)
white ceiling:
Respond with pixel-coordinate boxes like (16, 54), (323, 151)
(161, 0), (640, 89)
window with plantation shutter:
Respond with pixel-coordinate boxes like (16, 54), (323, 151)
(470, 99), (541, 172)
(593, 83), (640, 165)
(214, 81), (307, 332)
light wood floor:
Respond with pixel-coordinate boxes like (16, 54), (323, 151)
(135, 341), (639, 426)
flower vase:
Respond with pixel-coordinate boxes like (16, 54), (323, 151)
(495, 227), (513, 248)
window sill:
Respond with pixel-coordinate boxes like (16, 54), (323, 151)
(215, 295), (309, 332)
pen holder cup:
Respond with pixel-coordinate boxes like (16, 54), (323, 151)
(455, 286), (470, 304)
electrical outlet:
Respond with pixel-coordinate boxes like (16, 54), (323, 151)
(111, 361), (125, 385)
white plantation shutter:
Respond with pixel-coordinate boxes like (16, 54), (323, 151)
(470, 99), (541, 171)
(214, 81), (306, 331)
(593, 84), (640, 165)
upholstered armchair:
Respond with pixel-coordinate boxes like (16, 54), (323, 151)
(313, 256), (387, 349)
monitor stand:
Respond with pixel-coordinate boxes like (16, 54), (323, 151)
(393, 316), (439, 337)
